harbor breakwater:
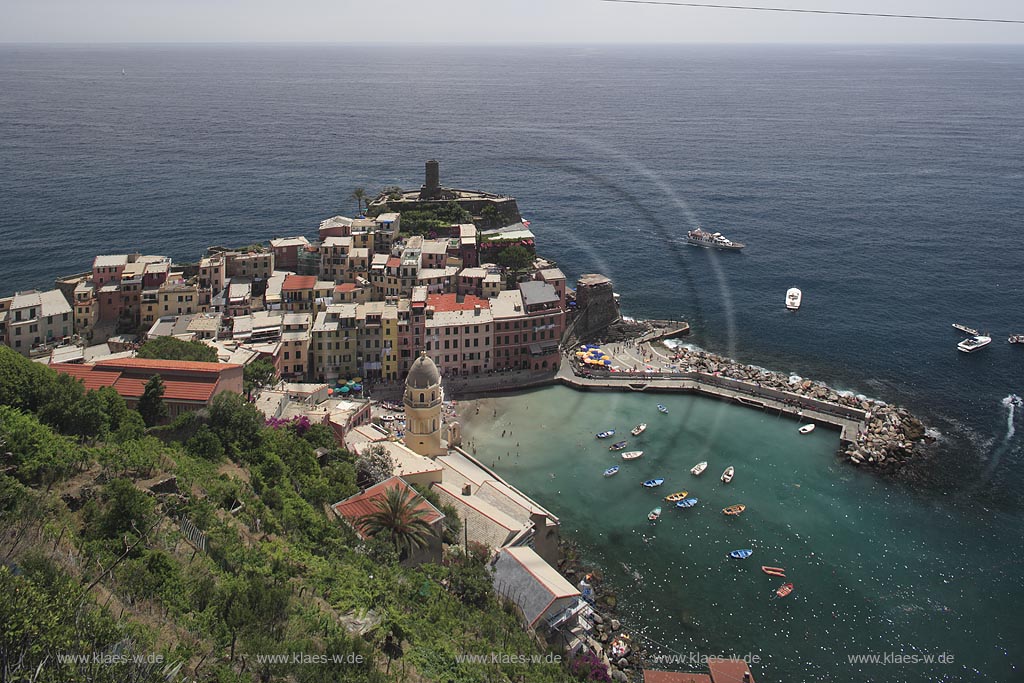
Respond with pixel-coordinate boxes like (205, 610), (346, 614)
(559, 342), (930, 471)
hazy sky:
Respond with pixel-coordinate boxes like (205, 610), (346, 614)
(1, 0), (1023, 44)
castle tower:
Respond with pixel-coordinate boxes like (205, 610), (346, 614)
(420, 160), (441, 200)
(403, 351), (445, 457)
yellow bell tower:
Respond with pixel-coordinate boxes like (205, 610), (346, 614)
(403, 351), (444, 457)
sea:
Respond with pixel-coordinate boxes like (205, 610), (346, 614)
(1, 44), (1022, 681)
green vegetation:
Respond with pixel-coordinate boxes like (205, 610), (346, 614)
(352, 187), (368, 215)
(393, 202), (473, 237)
(137, 335), (219, 363)
(138, 375), (168, 427)
(0, 346), (579, 682)
(243, 358), (278, 395)
(357, 486), (437, 562)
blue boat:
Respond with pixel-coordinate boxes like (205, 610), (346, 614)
(657, 404), (668, 414)
(596, 430), (616, 439)
(642, 478), (665, 488)
(676, 498), (699, 508)
(609, 440), (628, 451)
(603, 466), (620, 477)
(729, 549), (753, 559)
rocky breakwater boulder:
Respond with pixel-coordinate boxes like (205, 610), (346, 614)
(666, 344), (930, 471)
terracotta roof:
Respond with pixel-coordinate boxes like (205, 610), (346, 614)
(707, 659), (755, 683)
(331, 477), (443, 540)
(386, 256), (401, 268)
(426, 293), (491, 313)
(282, 275), (317, 291)
(113, 377), (217, 403)
(51, 363), (120, 391)
(334, 283), (358, 292)
(643, 672), (713, 683)
(95, 357), (238, 373)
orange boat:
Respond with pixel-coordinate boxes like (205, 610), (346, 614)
(722, 504), (746, 516)
(776, 583), (794, 598)
(761, 566), (786, 577)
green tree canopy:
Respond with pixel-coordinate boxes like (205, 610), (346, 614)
(243, 358), (277, 395)
(357, 485), (436, 561)
(497, 244), (534, 273)
(138, 375), (168, 427)
(137, 336), (219, 363)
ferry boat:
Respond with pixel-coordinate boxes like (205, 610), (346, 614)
(691, 461), (708, 476)
(957, 335), (992, 353)
(786, 288), (802, 311)
(687, 228), (745, 251)
(721, 466), (735, 483)
(1009, 335), (1024, 344)
(631, 423), (647, 436)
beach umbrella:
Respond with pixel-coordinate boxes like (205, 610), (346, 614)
(580, 345), (588, 351)
(339, 385), (350, 393)
(353, 377), (362, 383)
(604, 360), (612, 366)
(352, 384), (363, 391)
(327, 388), (334, 395)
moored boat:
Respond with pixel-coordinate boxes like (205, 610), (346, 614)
(953, 323), (979, 336)
(603, 466), (620, 477)
(631, 423), (648, 436)
(776, 583), (794, 598)
(799, 424), (815, 434)
(762, 566), (786, 577)
(621, 450), (644, 460)
(609, 440), (628, 451)
(663, 490), (689, 502)
(648, 507), (662, 522)
(958, 335), (992, 353)
(596, 430), (616, 439)
(691, 461), (708, 476)
(657, 404), (668, 414)
(642, 478), (665, 488)
(786, 287), (802, 311)
(1009, 335), (1024, 344)
(723, 504), (746, 516)
(729, 549), (753, 559)
(676, 498), (699, 508)
(721, 466), (735, 483)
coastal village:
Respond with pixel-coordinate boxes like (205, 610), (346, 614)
(0, 162), (931, 682)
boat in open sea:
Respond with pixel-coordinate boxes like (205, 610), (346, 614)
(664, 490), (689, 502)
(610, 440), (628, 451)
(631, 423), (647, 436)
(603, 466), (620, 477)
(723, 504), (746, 516)
(622, 450), (644, 460)
(1009, 335), (1024, 344)
(721, 466), (735, 483)
(953, 323), (980, 336)
(691, 461), (708, 476)
(687, 227), (744, 251)
(786, 287), (802, 310)
(958, 335), (992, 353)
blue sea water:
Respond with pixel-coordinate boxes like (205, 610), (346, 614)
(1, 43), (1023, 680)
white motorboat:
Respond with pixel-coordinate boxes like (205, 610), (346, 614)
(957, 335), (992, 353)
(691, 461), (708, 476)
(721, 466), (735, 484)
(786, 288), (802, 311)
(631, 423), (647, 436)
(1008, 335), (1023, 344)
(621, 450), (644, 460)
(799, 424), (815, 434)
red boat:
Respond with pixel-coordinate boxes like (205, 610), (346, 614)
(761, 566), (786, 577)
(776, 583), (794, 598)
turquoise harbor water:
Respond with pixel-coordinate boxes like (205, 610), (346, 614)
(461, 387), (1021, 682)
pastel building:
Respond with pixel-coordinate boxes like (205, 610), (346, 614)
(0, 289), (74, 354)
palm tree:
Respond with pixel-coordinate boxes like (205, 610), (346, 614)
(358, 485), (437, 560)
(351, 187), (367, 216)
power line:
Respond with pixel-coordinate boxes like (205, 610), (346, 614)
(598, 0), (1024, 25)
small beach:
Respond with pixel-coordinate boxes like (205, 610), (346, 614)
(460, 386), (1022, 682)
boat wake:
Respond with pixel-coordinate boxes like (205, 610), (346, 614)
(1002, 394), (1022, 441)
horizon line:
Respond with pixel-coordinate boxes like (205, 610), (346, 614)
(2, 40), (1024, 47)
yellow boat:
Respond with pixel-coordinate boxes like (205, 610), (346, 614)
(663, 491), (689, 502)
(722, 504), (746, 516)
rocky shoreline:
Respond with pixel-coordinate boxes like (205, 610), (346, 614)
(660, 342), (931, 471)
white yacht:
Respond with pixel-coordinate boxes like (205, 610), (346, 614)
(786, 288), (802, 311)
(957, 335), (992, 353)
